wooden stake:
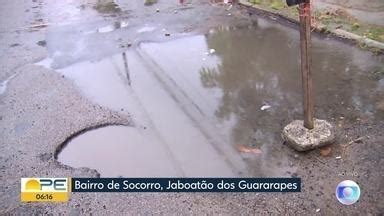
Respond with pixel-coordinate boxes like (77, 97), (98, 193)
(299, 0), (314, 129)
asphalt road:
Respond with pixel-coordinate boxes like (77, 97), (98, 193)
(0, 0), (383, 215)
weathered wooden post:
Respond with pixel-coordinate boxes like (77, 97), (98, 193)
(282, 0), (335, 151)
(299, 0), (314, 129)
(286, 0), (313, 129)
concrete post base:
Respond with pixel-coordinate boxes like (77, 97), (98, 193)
(282, 119), (335, 151)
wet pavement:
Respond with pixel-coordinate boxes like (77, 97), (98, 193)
(53, 19), (383, 178)
(1, 0), (384, 214)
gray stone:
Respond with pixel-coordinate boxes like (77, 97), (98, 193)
(282, 119), (335, 151)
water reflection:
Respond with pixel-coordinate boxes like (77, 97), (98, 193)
(52, 17), (383, 177)
(122, 52), (131, 85)
(201, 21), (384, 156)
(202, 24), (303, 153)
(55, 49), (245, 177)
(140, 32), (298, 177)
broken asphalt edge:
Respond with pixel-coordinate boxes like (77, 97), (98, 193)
(238, 0), (384, 54)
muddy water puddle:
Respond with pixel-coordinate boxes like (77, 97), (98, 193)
(55, 19), (383, 177)
(58, 126), (183, 177)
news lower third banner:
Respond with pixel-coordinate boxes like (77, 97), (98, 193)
(21, 178), (301, 202)
(72, 178), (301, 192)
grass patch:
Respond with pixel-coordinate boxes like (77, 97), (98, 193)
(314, 9), (384, 42)
(245, 0), (384, 44)
(363, 27), (384, 42)
(270, 0), (284, 10)
(248, 0), (262, 4)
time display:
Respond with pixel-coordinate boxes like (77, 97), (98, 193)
(35, 193), (53, 200)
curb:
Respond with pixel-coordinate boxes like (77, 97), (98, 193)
(238, 1), (384, 53)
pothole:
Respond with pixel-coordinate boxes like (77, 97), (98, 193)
(49, 21), (383, 179)
(57, 125), (183, 177)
